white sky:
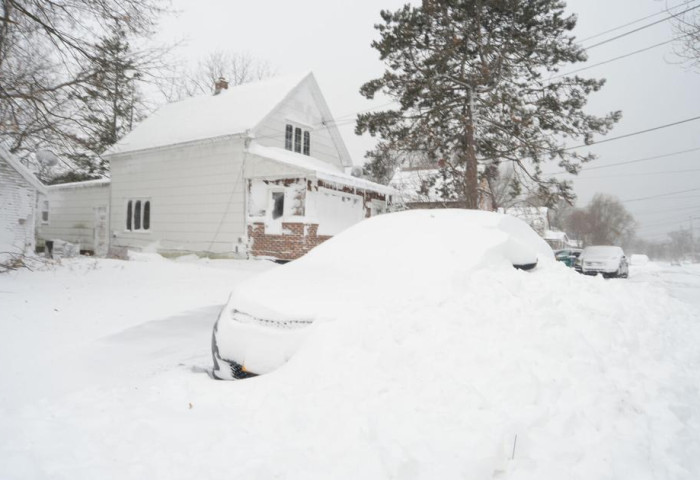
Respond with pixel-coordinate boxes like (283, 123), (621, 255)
(158, 0), (700, 241)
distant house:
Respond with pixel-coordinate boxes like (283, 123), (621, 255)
(389, 166), (493, 211)
(544, 229), (580, 250)
(499, 206), (550, 236)
(0, 146), (48, 261)
(38, 179), (111, 256)
(101, 72), (393, 261)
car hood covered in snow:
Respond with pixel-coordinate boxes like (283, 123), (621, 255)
(231, 209), (554, 323)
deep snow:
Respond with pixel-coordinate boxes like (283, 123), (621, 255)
(1, 255), (699, 479)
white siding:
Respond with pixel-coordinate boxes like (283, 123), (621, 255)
(38, 182), (110, 251)
(306, 187), (365, 236)
(109, 138), (248, 256)
(254, 79), (346, 169)
(0, 157), (38, 257)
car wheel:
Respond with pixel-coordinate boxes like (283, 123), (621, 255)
(211, 330), (257, 380)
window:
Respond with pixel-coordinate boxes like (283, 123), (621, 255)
(285, 124), (293, 150)
(41, 200), (49, 224)
(272, 192), (284, 220)
(284, 123), (311, 156)
(294, 127), (302, 153)
(126, 201), (133, 230)
(126, 199), (150, 231)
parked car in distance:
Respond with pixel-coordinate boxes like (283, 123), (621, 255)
(554, 248), (582, 268)
(579, 245), (629, 278)
(211, 209), (555, 380)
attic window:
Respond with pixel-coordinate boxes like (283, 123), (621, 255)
(271, 192), (284, 220)
(285, 123), (310, 156)
(285, 125), (293, 150)
(126, 199), (151, 231)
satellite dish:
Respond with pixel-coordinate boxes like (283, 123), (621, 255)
(36, 150), (59, 167)
(350, 166), (363, 178)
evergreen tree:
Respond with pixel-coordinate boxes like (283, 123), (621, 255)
(356, 0), (621, 208)
(53, 20), (143, 183)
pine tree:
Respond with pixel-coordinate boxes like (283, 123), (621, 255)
(356, 0), (622, 208)
(54, 20), (143, 182)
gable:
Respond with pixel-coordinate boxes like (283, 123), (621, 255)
(0, 146), (47, 194)
(106, 72), (311, 156)
(252, 74), (352, 169)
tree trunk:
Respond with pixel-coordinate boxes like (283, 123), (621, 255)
(463, 100), (479, 209)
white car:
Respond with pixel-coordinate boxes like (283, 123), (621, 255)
(579, 245), (629, 278)
(212, 209), (554, 380)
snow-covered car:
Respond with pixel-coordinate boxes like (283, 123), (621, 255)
(212, 209), (554, 380)
(579, 245), (629, 278)
(554, 248), (582, 268)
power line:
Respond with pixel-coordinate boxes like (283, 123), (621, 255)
(576, 167), (700, 180)
(584, 4), (700, 50)
(546, 146), (700, 176)
(564, 115), (700, 151)
(578, 0), (698, 43)
(622, 187), (700, 203)
(634, 204), (700, 215)
(551, 35), (683, 79)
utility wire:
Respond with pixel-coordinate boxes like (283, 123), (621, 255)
(546, 146), (700, 176)
(576, 167), (700, 180)
(622, 187), (700, 203)
(584, 4), (700, 50)
(551, 35), (685, 79)
(578, 0), (698, 42)
(564, 115), (700, 151)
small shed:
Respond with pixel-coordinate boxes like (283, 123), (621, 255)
(0, 146), (48, 261)
(38, 179), (111, 256)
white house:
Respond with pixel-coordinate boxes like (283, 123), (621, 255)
(38, 179), (111, 256)
(0, 145), (48, 261)
(103, 72), (393, 261)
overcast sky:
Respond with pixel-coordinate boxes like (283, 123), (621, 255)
(159, 0), (700, 241)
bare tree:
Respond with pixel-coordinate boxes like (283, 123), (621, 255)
(669, 2), (700, 70)
(560, 194), (636, 246)
(0, 0), (169, 169)
(160, 50), (273, 102)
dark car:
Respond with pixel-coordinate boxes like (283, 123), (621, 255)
(554, 248), (582, 268)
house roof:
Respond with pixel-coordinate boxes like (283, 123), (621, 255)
(248, 144), (395, 195)
(47, 178), (111, 190)
(544, 229), (568, 241)
(106, 72), (312, 156)
(0, 145), (48, 195)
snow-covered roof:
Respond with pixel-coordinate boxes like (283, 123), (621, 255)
(106, 72), (312, 156)
(544, 229), (568, 241)
(47, 178), (110, 190)
(248, 144), (395, 195)
(0, 145), (48, 195)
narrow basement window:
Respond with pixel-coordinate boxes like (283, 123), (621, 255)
(272, 192), (284, 219)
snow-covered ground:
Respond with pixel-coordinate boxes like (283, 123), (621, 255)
(1, 255), (699, 479)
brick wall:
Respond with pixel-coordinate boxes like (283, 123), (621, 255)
(248, 222), (332, 261)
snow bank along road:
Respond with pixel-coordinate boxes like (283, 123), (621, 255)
(1, 256), (699, 479)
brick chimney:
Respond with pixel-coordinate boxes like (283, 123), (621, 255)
(214, 77), (229, 95)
